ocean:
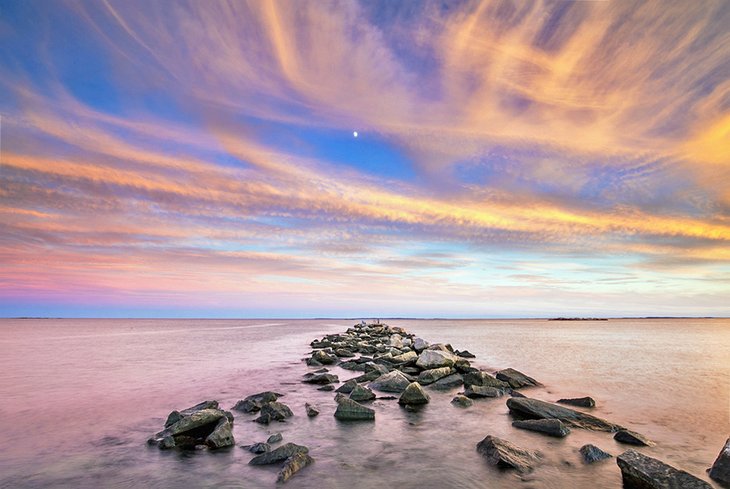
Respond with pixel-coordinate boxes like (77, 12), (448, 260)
(0, 318), (727, 488)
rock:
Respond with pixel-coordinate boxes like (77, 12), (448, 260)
(506, 397), (622, 432)
(463, 371), (510, 390)
(512, 419), (570, 437)
(417, 366), (453, 385)
(451, 395), (473, 407)
(277, 452), (314, 483)
(165, 400), (219, 427)
(557, 397), (596, 408)
(335, 348), (355, 357)
(464, 385), (504, 398)
(233, 392), (281, 413)
(205, 417), (235, 448)
(416, 349), (457, 369)
(304, 403), (319, 417)
(353, 370), (382, 383)
(311, 350), (337, 365)
(454, 359), (472, 373)
(247, 442), (271, 454)
(302, 373), (339, 385)
(496, 368), (541, 389)
(317, 385), (335, 391)
(429, 373), (464, 390)
(349, 384), (376, 402)
(413, 337), (429, 352)
(398, 382), (430, 405)
(457, 350), (476, 358)
(249, 443), (309, 465)
(255, 402), (293, 424)
(267, 433), (283, 444)
(579, 444), (612, 463)
(336, 379), (358, 394)
(334, 397), (375, 421)
(476, 435), (540, 473)
(369, 370), (411, 392)
(614, 429), (655, 446)
(616, 449), (712, 489)
(392, 351), (418, 364)
(709, 437), (730, 486)
(149, 408), (231, 449)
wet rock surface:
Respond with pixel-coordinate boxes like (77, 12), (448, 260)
(148, 401), (234, 450)
(506, 397), (623, 432)
(616, 449), (712, 489)
(579, 444), (612, 463)
(709, 437), (730, 486)
(614, 429), (655, 446)
(476, 435), (540, 473)
(512, 419), (570, 437)
(557, 396), (596, 408)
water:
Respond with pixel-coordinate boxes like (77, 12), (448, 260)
(0, 318), (727, 488)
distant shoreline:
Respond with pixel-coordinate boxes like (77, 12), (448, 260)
(3, 316), (723, 320)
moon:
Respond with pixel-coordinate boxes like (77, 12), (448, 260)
(353, 131), (358, 138)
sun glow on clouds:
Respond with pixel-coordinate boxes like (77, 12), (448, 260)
(0, 0), (729, 318)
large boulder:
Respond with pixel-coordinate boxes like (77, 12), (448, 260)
(349, 384), (376, 402)
(335, 379), (358, 394)
(416, 350), (457, 369)
(277, 452), (314, 483)
(709, 437), (730, 485)
(506, 397), (623, 432)
(417, 367), (453, 385)
(512, 419), (570, 437)
(616, 449), (712, 489)
(398, 382), (430, 405)
(579, 444), (612, 463)
(463, 371), (510, 390)
(255, 402), (293, 424)
(496, 368), (540, 389)
(249, 443), (309, 465)
(334, 397), (375, 421)
(413, 337), (429, 352)
(369, 370), (411, 393)
(476, 435), (540, 473)
(429, 373), (463, 390)
(557, 396), (596, 408)
(165, 400), (219, 426)
(233, 392), (281, 413)
(205, 417), (235, 449)
(148, 407), (233, 449)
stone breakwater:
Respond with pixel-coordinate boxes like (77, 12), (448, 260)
(147, 322), (725, 486)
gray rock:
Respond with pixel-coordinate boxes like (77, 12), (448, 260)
(454, 359), (472, 373)
(496, 368), (541, 389)
(349, 384), (376, 402)
(456, 349), (476, 358)
(398, 382), (430, 405)
(165, 400), (219, 427)
(430, 373), (464, 390)
(249, 443), (309, 465)
(506, 397), (622, 432)
(277, 452), (314, 483)
(304, 403), (319, 417)
(579, 444), (612, 463)
(417, 366), (453, 385)
(302, 373), (339, 385)
(369, 370), (411, 392)
(353, 370), (382, 383)
(334, 397), (375, 421)
(391, 351), (418, 364)
(512, 419), (570, 437)
(205, 417), (235, 449)
(267, 433), (283, 444)
(233, 392), (281, 413)
(464, 385), (504, 398)
(709, 437), (730, 485)
(557, 396), (596, 408)
(463, 371), (510, 390)
(317, 385), (335, 391)
(311, 350), (337, 365)
(335, 379), (358, 394)
(416, 349), (457, 369)
(451, 395), (473, 407)
(476, 435), (540, 473)
(413, 337), (429, 352)
(335, 348), (355, 357)
(149, 408), (231, 449)
(616, 449), (712, 489)
(255, 402), (293, 424)
(614, 429), (656, 446)
(247, 442), (270, 453)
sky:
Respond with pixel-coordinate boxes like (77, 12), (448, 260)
(0, 0), (729, 318)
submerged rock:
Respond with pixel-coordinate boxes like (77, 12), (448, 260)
(317, 385), (335, 392)
(249, 443), (309, 465)
(267, 433), (283, 444)
(277, 452), (314, 483)
(512, 419), (570, 437)
(476, 435), (540, 473)
(233, 392), (281, 413)
(506, 397), (623, 432)
(451, 395), (473, 408)
(334, 397), (375, 421)
(302, 372), (339, 385)
(579, 444), (612, 463)
(369, 370), (411, 393)
(349, 384), (376, 402)
(614, 429), (655, 447)
(247, 442), (271, 454)
(557, 396), (596, 408)
(398, 382), (430, 405)
(709, 437), (730, 486)
(304, 403), (319, 417)
(416, 349), (457, 369)
(616, 449), (712, 489)
(496, 368), (541, 389)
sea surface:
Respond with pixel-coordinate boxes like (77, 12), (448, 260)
(0, 318), (728, 488)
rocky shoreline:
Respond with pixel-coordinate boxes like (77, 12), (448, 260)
(147, 321), (728, 487)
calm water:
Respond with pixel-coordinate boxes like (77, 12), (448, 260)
(0, 318), (728, 488)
